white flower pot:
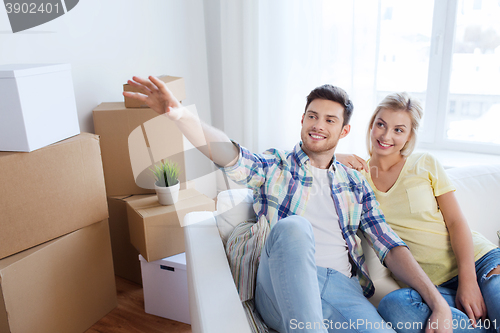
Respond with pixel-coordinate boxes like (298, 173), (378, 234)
(154, 181), (180, 205)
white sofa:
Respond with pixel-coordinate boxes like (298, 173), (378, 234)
(184, 164), (500, 333)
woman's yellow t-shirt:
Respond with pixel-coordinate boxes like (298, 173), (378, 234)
(362, 152), (496, 285)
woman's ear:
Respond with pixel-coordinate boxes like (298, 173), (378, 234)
(401, 133), (412, 154)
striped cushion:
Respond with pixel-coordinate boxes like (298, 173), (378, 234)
(225, 215), (270, 333)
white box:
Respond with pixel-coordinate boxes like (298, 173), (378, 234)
(0, 64), (80, 152)
(139, 253), (191, 324)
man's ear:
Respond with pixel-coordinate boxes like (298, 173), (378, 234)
(340, 124), (351, 138)
(301, 113), (305, 125)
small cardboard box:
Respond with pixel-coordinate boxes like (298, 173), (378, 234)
(0, 133), (108, 260)
(0, 63), (80, 152)
(127, 189), (215, 262)
(0, 220), (117, 333)
(123, 75), (186, 108)
(93, 102), (188, 197)
(139, 253), (190, 324)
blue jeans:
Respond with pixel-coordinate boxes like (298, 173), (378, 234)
(254, 215), (395, 333)
(378, 248), (500, 333)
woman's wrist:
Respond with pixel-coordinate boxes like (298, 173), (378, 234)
(457, 270), (478, 285)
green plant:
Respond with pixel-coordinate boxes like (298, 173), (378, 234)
(151, 160), (180, 187)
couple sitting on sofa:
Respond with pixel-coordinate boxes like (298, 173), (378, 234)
(124, 77), (499, 333)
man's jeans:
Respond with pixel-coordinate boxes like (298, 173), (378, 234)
(254, 215), (395, 333)
(378, 248), (500, 333)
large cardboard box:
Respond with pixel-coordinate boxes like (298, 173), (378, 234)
(123, 75), (186, 108)
(0, 133), (108, 260)
(0, 220), (117, 333)
(93, 102), (188, 196)
(139, 253), (190, 324)
(0, 63), (80, 152)
(127, 189), (215, 262)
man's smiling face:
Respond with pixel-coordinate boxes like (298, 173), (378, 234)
(300, 98), (350, 156)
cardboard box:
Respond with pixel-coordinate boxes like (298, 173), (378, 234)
(0, 220), (117, 333)
(127, 189), (215, 262)
(108, 195), (143, 285)
(107, 181), (196, 284)
(93, 102), (189, 196)
(0, 63), (80, 152)
(123, 76), (186, 108)
(0, 133), (108, 260)
(139, 253), (190, 324)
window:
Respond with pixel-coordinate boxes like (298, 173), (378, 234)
(375, 0), (434, 118)
(418, 0), (500, 154)
(246, 1), (500, 156)
(373, 0), (500, 155)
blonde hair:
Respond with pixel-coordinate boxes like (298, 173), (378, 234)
(366, 92), (423, 157)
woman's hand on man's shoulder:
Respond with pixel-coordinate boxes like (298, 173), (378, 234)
(336, 154), (369, 172)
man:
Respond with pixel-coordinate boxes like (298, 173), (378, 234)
(124, 76), (452, 333)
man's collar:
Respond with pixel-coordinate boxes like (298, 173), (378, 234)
(293, 142), (336, 171)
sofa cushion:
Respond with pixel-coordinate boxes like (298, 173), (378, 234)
(216, 189), (256, 245)
(447, 164), (500, 246)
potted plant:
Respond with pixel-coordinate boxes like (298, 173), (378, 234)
(151, 160), (180, 205)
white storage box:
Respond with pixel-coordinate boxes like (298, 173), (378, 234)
(0, 64), (80, 152)
(139, 253), (190, 324)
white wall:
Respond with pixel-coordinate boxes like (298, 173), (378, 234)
(0, 0), (217, 198)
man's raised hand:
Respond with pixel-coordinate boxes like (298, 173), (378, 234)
(123, 76), (183, 121)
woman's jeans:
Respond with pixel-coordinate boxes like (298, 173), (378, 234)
(378, 248), (500, 333)
(254, 215), (395, 333)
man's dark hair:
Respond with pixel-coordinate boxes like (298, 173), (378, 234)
(304, 84), (354, 126)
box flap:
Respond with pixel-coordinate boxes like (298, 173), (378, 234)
(0, 64), (71, 78)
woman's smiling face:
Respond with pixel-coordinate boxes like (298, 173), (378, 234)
(370, 108), (412, 157)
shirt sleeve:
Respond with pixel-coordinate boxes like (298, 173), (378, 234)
(424, 153), (456, 197)
(217, 140), (278, 190)
(357, 174), (407, 264)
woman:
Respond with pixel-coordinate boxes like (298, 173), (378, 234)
(338, 92), (499, 333)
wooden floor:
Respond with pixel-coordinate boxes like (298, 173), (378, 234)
(86, 276), (192, 333)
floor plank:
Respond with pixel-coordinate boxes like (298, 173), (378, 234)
(86, 276), (192, 333)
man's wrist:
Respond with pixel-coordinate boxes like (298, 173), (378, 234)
(164, 105), (186, 121)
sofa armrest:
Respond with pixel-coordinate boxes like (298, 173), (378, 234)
(184, 212), (252, 333)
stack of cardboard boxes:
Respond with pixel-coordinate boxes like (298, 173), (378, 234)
(0, 64), (117, 333)
(92, 77), (215, 298)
